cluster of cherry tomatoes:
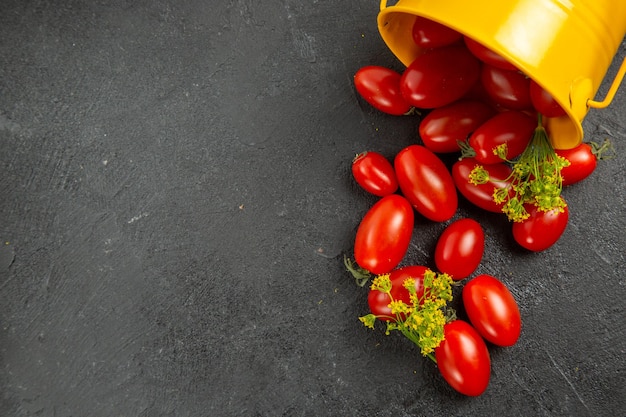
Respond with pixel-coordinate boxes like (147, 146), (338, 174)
(346, 14), (612, 397)
(349, 147), (520, 396)
(353, 15), (609, 251)
(351, 212), (523, 396)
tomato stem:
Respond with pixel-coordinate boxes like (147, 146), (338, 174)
(590, 138), (616, 161)
(403, 107), (420, 116)
(343, 255), (371, 287)
(457, 139), (476, 160)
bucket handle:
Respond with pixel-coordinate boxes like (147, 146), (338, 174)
(588, 56), (626, 109)
(380, 0), (388, 11)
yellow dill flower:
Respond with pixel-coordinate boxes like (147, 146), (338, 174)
(493, 143), (508, 159)
(493, 187), (509, 204)
(422, 270), (436, 290)
(468, 165), (489, 185)
(359, 314), (376, 330)
(358, 269), (454, 360)
(402, 278), (416, 294)
(431, 273), (452, 297)
(490, 116), (568, 222)
(502, 198), (530, 222)
(370, 274), (392, 293)
(388, 300), (409, 316)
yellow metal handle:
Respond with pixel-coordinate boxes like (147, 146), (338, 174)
(380, 0), (388, 12)
(588, 56), (626, 109)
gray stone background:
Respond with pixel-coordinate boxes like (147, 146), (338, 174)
(1, 1), (624, 416)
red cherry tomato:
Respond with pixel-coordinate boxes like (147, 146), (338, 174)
(461, 81), (501, 110)
(354, 194), (415, 274)
(411, 16), (462, 48)
(452, 158), (513, 213)
(400, 45), (481, 109)
(529, 80), (566, 118)
(462, 274), (521, 347)
(394, 145), (458, 222)
(354, 66), (412, 115)
(512, 201), (569, 251)
(481, 65), (532, 111)
(368, 265), (428, 321)
(351, 151), (398, 197)
(419, 100), (496, 154)
(556, 143), (598, 186)
(469, 111), (536, 164)
(463, 36), (518, 71)
(435, 320), (491, 396)
(434, 218), (484, 280)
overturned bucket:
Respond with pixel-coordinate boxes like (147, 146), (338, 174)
(377, 0), (626, 149)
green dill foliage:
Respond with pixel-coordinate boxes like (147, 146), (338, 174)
(359, 270), (455, 361)
(469, 115), (570, 222)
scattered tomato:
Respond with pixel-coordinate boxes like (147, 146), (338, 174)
(419, 99), (496, 154)
(394, 145), (458, 222)
(351, 151), (398, 197)
(481, 65), (532, 111)
(512, 201), (569, 251)
(400, 45), (481, 109)
(342, 14), (615, 399)
(411, 16), (462, 48)
(462, 274), (521, 347)
(435, 320), (491, 396)
(435, 218), (484, 280)
(555, 142), (598, 186)
(368, 265), (428, 321)
(529, 79), (566, 118)
(354, 66), (412, 115)
(469, 111), (536, 164)
(354, 194), (414, 274)
(452, 158), (513, 213)
(463, 36), (518, 71)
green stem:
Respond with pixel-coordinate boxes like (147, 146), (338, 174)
(494, 113), (568, 221)
(457, 138), (476, 160)
(591, 138), (616, 160)
(343, 255), (371, 287)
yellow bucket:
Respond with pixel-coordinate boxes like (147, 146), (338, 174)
(378, 0), (626, 149)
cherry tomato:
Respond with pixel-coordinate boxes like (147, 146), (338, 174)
(394, 145), (458, 222)
(556, 143), (598, 186)
(469, 111), (536, 164)
(400, 45), (481, 109)
(354, 194), (414, 274)
(352, 151), (398, 197)
(529, 79), (566, 118)
(419, 100), (496, 154)
(452, 158), (513, 213)
(463, 36), (518, 71)
(368, 265), (428, 321)
(461, 81), (500, 110)
(434, 218), (484, 280)
(354, 66), (412, 115)
(462, 274), (521, 347)
(481, 65), (532, 111)
(411, 16), (462, 48)
(435, 320), (491, 396)
(512, 201), (569, 251)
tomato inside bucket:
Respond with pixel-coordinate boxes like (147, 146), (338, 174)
(377, 0), (626, 149)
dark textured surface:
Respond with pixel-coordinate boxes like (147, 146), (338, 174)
(1, 1), (625, 416)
